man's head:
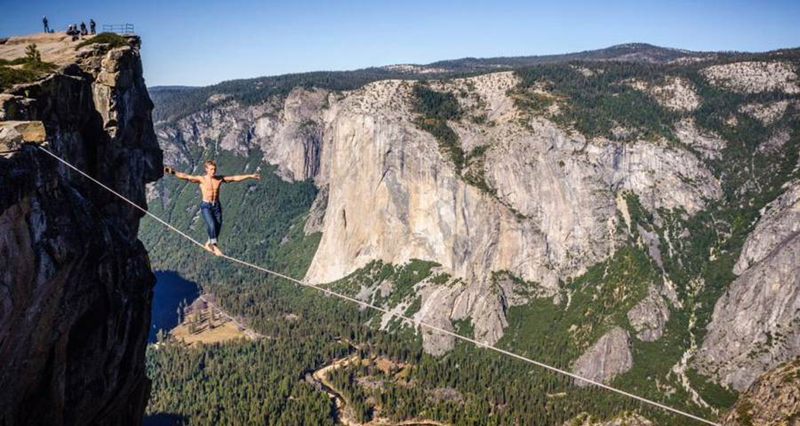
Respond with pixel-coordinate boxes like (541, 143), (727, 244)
(204, 160), (217, 175)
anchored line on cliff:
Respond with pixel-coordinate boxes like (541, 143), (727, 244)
(36, 145), (720, 426)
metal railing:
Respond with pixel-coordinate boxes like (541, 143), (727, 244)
(101, 24), (135, 35)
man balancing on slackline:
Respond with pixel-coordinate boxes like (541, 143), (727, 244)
(164, 160), (260, 256)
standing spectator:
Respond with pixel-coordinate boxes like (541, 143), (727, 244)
(42, 16), (49, 33)
(80, 22), (87, 36)
(89, 19), (96, 35)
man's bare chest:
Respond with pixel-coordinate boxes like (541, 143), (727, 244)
(200, 177), (223, 192)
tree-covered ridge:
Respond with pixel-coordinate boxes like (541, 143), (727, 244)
(513, 62), (680, 140)
(512, 48), (800, 142)
(149, 68), (442, 124)
(147, 339), (343, 425)
(149, 44), (795, 125)
(426, 43), (710, 72)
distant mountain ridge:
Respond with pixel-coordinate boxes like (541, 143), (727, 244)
(146, 43), (730, 123)
(421, 42), (710, 70)
(149, 85), (197, 92)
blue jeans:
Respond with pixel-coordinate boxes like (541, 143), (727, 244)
(200, 201), (222, 243)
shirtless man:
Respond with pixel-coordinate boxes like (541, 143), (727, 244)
(164, 160), (260, 255)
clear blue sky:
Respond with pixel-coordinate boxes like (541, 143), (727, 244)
(2, 0), (799, 87)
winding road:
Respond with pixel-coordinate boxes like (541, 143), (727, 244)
(309, 355), (448, 426)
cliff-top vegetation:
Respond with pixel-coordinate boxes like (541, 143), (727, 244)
(76, 32), (130, 50)
(0, 44), (56, 91)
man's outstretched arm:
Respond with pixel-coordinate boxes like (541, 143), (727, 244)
(222, 173), (261, 183)
(164, 166), (202, 183)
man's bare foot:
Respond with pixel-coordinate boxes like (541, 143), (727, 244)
(204, 241), (214, 253)
(210, 243), (223, 256)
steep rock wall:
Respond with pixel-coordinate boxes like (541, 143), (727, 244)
(695, 180), (800, 391)
(302, 74), (719, 351)
(0, 36), (161, 425)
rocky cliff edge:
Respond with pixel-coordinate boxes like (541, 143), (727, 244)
(0, 33), (161, 425)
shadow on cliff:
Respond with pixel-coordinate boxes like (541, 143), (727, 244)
(142, 413), (189, 426)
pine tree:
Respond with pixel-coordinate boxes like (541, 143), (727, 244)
(25, 44), (41, 63)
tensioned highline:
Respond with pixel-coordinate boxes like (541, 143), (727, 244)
(36, 145), (721, 426)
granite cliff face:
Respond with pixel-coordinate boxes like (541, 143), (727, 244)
(695, 179), (800, 391)
(571, 327), (633, 387)
(0, 34), (161, 425)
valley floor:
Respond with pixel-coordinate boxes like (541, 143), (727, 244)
(168, 294), (260, 346)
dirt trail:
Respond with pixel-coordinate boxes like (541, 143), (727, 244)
(310, 355), (448, 426)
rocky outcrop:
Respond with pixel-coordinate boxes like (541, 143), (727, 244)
(721, 357), (800, 426)
(0, 35), (161, 425)
(0, 121), (46, 148)
(695, 180), (800, 391)
(739, 100), (795, 125)
(303, 184), (328, 235)
(674, 118), (726, 159)
(696, 237), (800, 391)
(701, 61), (800, 94)
(629, 76), (700, 111)
(572, 327), (633, 387)
(734, 181), (800, 274)
(627, 284), (669, 341)
(306, 77), (566, 290)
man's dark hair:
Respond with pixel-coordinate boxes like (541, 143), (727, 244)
(204, 160), (216, 168)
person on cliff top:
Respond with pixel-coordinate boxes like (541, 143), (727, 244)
(67, 24), (79, 41)
(163, 161), (260, 256)
(43, 16), (49, 33)
(89, 19), (96, 35)
(80, 22), (87, 36)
